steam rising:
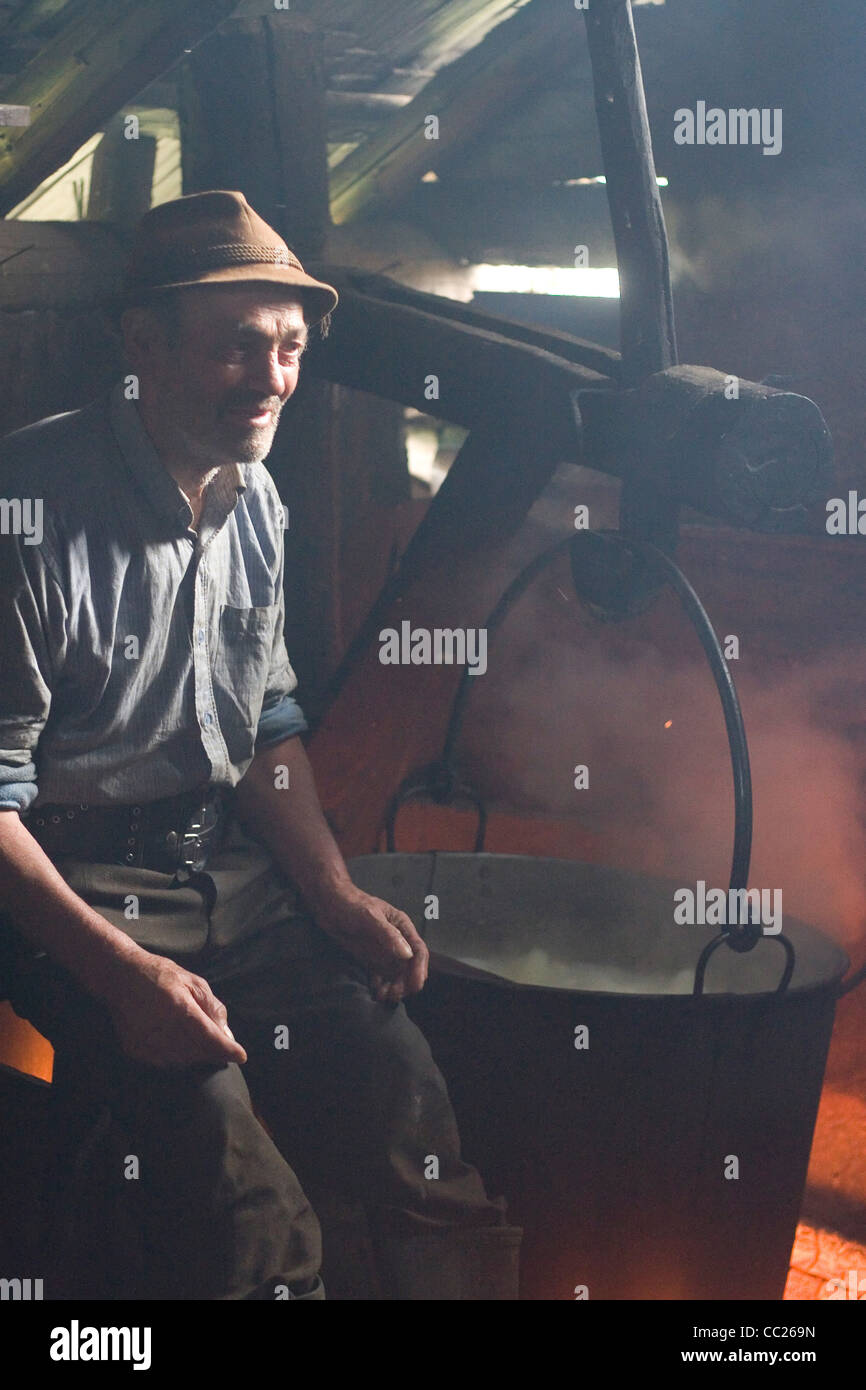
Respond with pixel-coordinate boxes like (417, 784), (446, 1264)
(460, 572), (866, 950)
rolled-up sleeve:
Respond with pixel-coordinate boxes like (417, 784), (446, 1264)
(0, 526), (67, 813)
(256, 690), (308, 748)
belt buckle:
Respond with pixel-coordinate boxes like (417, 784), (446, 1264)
(179, 799), (219, 872)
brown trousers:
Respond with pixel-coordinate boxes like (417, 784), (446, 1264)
(8, 814), (521, 1299)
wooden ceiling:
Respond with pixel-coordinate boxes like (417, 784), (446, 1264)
(0, 0), (664, 220)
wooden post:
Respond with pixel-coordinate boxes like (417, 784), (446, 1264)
(583, 0), (679, 557)
(178, 10), (338, 686)
(583, 0), (676, 383)
(178, 14), (330, 258)
(86, 113), (156, 229)
(178, 12), (408, 701)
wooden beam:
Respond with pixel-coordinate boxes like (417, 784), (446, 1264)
(578, 366), (833, 534)
(325, 91), (413, 142)
(269, 376), (409, 703)
(178, 14), (331, 258)
(0, 0), (237, 217)
(329, 0), (577, 224)
(304, 284), (608, 432)
(311, 263), (623, 381)
(305, 284), (830, 533)
(0, 219), (125, 311)
(269, 0), (523, 74)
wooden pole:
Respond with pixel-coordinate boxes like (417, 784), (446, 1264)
(86, 113), (156, 229)
(583, 0), (676, 383)
(583, 0), (679, 555)
(178, 14), (330, 258)
(178, 13), (410, 700)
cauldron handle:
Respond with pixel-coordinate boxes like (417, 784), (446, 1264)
(385, 529), (807, 989)
(433, 530), (754, 919)
(694, 929), (796, 996)
(385, 762), (488, 854)
(837, 959), (866, 997)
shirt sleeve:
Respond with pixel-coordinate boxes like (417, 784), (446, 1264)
(254, 480), (308, 750)
(0, 524), (68, 813)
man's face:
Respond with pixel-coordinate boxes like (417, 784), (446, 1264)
(124, 284), (310, 465)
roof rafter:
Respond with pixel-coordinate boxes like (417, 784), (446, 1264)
(330, 0), (576, 224)
(0, 0), (237, 216)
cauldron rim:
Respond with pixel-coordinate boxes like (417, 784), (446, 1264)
(347, 850), (850, 1001)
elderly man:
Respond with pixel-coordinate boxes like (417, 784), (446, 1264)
(0, 190), (521, 1300)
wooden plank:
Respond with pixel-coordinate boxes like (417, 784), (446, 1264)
(325, 91), (413, 142)
(268, 0), (521, 74)
(0, 0), (237, 216)
(0, 307), (120, 437)
(394, 178), (620, 274)
(0, 1004), (53, 1084)
(0, 219), (124, 310)
(268, 376), (410, 705)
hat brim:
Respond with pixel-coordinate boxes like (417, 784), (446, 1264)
(121, 264), (339, 325)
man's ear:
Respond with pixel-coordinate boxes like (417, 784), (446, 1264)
(120, 305), (168, 371)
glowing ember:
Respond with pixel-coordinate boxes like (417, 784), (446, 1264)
(785, 1223), (866, 1299)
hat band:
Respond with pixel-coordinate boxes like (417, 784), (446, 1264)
(127, 241), (305, 288)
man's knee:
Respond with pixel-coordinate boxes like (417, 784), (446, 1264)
(52, 1050), (323, 1298)
(325, 996), (467, 1186)
(344, 996), (451, 1113)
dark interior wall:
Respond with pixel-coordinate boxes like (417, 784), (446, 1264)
(652, 0), (863, 496)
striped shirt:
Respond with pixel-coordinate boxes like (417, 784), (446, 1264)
(0, 379), (307, 813)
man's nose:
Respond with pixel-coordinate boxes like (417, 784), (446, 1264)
(246, 349), (292, 398)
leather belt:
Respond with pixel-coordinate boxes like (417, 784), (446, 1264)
(23, 785), (233, 875)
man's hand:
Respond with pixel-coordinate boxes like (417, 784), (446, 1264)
(235, 737), (428, 1003)
(0, 812), (245, 1068)
(97, 951), (248, 1070)
(311, 885), (429, 1005)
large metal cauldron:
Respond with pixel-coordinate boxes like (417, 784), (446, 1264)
(347, 850), (849, 1300)
(347, 535), (861, 1298)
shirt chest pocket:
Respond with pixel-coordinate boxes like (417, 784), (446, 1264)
(212, 604), (278, 716)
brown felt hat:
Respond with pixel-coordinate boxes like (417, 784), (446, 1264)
(120, 190), (338, 324)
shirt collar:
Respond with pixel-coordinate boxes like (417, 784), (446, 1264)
(107, 380), (246, 533)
